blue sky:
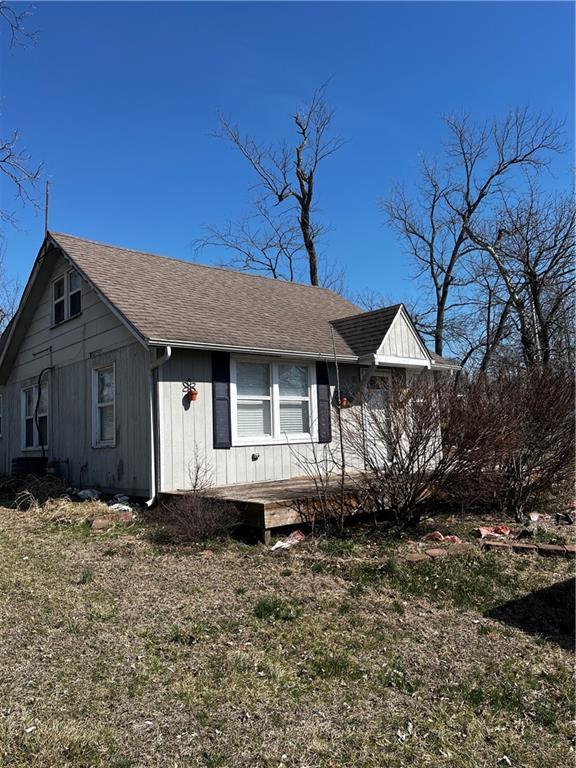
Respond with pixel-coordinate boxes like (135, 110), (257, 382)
(1, 1), (573, 303)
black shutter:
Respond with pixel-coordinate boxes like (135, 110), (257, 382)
(212, 351), (231, 449)
(316, 360), (332, 444)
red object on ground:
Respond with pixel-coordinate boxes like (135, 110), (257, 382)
(474, 525), (511, 539)
(493, 525), (511, 536)
(443, 535), (462, 544)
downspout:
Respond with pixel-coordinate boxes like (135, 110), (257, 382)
(145, 346), (172, 508)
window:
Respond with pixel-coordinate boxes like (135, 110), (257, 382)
(278, 364), (310, 434)
(53, 270), (82, 324)
(92, 364), (115, 447)
(21, 377), (49, 449)
(68, 271), (82, 317)
(53, 276), (66, 324)
(231, 359), (315, 444)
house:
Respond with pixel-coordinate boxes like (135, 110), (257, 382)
(0, 232), (457, 511)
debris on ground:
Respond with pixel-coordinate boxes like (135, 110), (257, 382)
(422, 531), (462, 544)
(111, 494), (131, 505)
(473, 524), (511, 539)
(556, 511), (575, 526)
(270, 530), (306, 551)
(108, 503), (134, 513)
(77, 489), (101, 501)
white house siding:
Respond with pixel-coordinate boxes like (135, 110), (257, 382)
(157, 349), (362, 490)
(378, 310), (428, 359)
(0, 254), (151, 494)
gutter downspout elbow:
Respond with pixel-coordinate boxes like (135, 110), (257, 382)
(145, 346), (172, 508)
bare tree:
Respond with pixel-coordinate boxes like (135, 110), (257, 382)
(0, 129), (42, 228)
(0, 2), (41, 331)
(199, 85), (344, 286)
(383, 110), (565, 361)
(0, 1), (42, 231)
(0, 1), (36, 47)
(466, 187), (575, 369)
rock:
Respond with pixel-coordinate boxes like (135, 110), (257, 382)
(422, 531), (444, 542)
(403, 553), (430, 563)
(425, 548), (448, 559)
(91, 517), (112, 531)
(115, 511), (134, 522)
(445, 543), (476, 556)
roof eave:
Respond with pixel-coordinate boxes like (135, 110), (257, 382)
(146, 337), (359, 363)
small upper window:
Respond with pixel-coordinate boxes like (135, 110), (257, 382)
(53, 270), (82, 324)
(53, 277), (66, 324)
(68, 271), (82, 317)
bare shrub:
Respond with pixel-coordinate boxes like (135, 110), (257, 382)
(156, 455), (240, 542)
(345, 368), (574, 528)
(451, 368), (575, 521)
(346, 373), (469, 527)
(158, 494), (240, 543)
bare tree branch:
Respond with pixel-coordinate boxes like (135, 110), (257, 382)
(382, 109), (565, 360)
(209, 84), (344, 286)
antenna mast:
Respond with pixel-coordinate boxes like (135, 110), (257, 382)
(44, 180), (50, 235)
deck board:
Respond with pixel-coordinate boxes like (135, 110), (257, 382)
(190, 473), (363, 531)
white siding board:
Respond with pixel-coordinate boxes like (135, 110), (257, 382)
(379, 311), (429, 360)
(0, 253), (150, 495)
(156, 349), (364, 492)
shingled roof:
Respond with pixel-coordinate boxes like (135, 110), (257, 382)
(330, 305), (402, 357)
(49, 232), (363, 359)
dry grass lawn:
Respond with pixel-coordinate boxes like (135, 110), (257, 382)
(0, 503), (573, 768)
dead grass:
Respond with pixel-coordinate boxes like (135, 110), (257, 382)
(0, 504), (573, 768)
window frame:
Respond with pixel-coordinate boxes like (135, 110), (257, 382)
(51, 269), (82, 325)
(21, 380), (49, 451)
(52, 275), (66, 325)
(92, 363), (116, 448)
(230, 356), (318, 446)
(67, 269), (82, 318)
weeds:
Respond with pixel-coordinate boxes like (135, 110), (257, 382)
(253, 596), (301, 622)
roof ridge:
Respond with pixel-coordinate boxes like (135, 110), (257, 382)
(49, 231), (355, 300)
(331, 303), (402, 324)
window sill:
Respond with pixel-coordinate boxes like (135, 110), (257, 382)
(50, 311), (82, 330)
(21, 446), (49, 452)
(92, 442), (116, 449)
(233, 434), (319, 447)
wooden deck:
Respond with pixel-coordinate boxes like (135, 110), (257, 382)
(200, 474), (362, 541)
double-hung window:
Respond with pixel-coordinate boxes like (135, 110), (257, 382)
(92, 364), (116, 447)
(232, 359), (315, 444)
(53, 270), (82, 324)
(22, 378), (48, 449)
(278, 364), (310, 434)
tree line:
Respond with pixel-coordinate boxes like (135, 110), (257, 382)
(0, 2), (573, 374)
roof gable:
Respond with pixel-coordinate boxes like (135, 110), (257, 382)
(376, 305), (431, 362)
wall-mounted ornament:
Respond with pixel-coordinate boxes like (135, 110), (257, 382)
(183, 379), (198, 402)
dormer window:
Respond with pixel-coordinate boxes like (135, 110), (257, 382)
(52, 270), (82, 324)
